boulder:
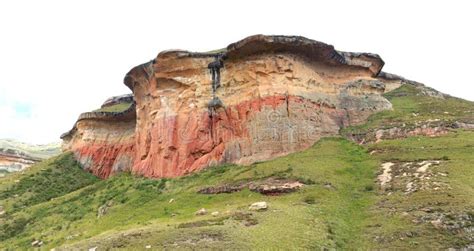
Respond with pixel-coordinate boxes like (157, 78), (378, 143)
(31, 240), (43, 247)
(195, 208), (207, 216)
(249, 202), (268, 211)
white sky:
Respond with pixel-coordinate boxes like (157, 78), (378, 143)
(0, 0), (473, 144)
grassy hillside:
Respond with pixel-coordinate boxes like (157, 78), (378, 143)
(1, 84), (473, 250)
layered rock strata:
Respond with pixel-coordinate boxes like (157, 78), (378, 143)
(63, 35), (399, 178)
(61, 98), (136, 178)
(0, 149), (40, 174)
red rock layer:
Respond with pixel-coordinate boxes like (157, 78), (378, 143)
(61, 107), (136, 179)
(72, 141), (135, 179)
(131, 95), (348, 177)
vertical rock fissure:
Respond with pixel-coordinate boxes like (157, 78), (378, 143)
(208, 54), (225, 109)
(208, 54), (225, 141)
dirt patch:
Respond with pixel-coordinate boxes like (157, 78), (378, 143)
(197, 183), (246, 194)
(177, 217), (226, 229)
(178, 211), (258, 229)
(231, 211), (259, 226)
(164, 231), (228, 249)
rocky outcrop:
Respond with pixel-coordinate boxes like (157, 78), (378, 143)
(0, 139), (60, 175)
(63, 35), (400, 179)
(347, 120), (474, 144)
(61, 96), (136, 178)
(101, 94), (134, 108)
(0, 149), (39, 173)
(198, 178), (304, 195)
(378, 71), (446, 98)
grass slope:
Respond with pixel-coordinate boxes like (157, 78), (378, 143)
(1, 139), (376, 249)
(1, 84), (473, 250)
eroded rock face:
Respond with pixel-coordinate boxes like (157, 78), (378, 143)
(61, 98), (136, 178)
(63, 35), (397, 179)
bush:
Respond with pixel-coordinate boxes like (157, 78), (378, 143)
(364, 184), (374, 191)
(0, 153), (99, 212)
(303, 195), (316, 204)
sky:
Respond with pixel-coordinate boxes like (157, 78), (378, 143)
(0, 0), (473, 144)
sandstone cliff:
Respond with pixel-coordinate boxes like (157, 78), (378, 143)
(61, 95), (135, 178)
(62, 35), (414, 179)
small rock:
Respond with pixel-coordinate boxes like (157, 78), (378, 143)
(431, 219), (443, 229)
(97, 201), (114, 218)
(249, 201), (268, 211)
(169, 198), (174, 203)
(88, 247), (98, 251)
(31, 240), (43, 247)
(211, 211), (220, 217)
(323, 182), (335, 189)
(421, 207), (433, 213)
(145, 245), (152, 249)
(195, 208), (207, 215)
(405, 231), (415, 238)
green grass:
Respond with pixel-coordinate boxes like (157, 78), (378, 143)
(93, 102), (132, 113)
(0, 154), (99, 243)
(348, 84), (474, 249)
(0, 138), (377, 249)
(1, 83), (473, 249)
(342, 84), (474, 135)
(364, 131), (474, 249)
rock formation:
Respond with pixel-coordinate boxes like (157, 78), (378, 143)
(61, 96), (136, 178)
(62, 35), (408, 179)
(0, 139), (60, 175)
(0, 149), (39, 174)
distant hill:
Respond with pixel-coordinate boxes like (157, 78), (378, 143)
(0, 139), (60, 175)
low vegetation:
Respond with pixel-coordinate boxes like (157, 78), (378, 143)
(93, 102), (132, 113)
